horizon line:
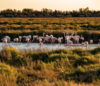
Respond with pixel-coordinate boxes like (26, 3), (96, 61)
(0, 7), (100, 11)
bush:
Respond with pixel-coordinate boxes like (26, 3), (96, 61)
(49, 53), (67, 61)
(0, 48), (19, 61)
(52, 49), (72, 54)
(0, 48), (25, 66)
(26, 51), (49, 62)
(16, 73), (25, 85)
(91, 47), (100, 54)
(54, 58), (71, 73)
(74, 56), (97, 67)
(72, 49), (91, 56)
(67, 54), (80, 60)
(74, 66), (86, 75)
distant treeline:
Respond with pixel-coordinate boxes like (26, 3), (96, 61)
(0, 7), (100, 17)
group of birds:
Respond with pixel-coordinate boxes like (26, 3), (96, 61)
(1, 32), (96, 47)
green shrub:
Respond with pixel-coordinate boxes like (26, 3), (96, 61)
(16, 73), (25, 85)
(72, 49), (91, 56)
(74, 56), (97, 67)
(52, 49), (72, 54)
(91, 47), (100, 54)
(26, 51), (49, 62)
(49, 53), (67, 61)
(0, 47), (19, 61)
(67, 54), (80, 60)
(0, 48), (25, 67)
(74, 66), (86, 75)
(54, 58), (71, 72)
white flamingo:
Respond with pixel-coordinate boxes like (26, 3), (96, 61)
(2, 36), (10, 43)
(2, 38), (7, 43)
(13, 38), (19, 43)
(90, 39), (93, 44)
(44, 35), (50, 43)
(33, 35), (38, 42)
(1, 36), (11, 47)
(39, 38), (43, 49)
(58, 37), (63, 44)
(19, 36), (22, 42)
(82, 41), (88, 48)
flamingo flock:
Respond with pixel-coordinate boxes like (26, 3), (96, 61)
(1, 32), (98, 48)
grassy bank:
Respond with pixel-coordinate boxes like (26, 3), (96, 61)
(0, 47), (100, 86)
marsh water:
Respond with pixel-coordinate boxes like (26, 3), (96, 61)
(0, 42), (100, 51)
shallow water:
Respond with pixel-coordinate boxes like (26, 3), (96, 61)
(0, 43), (100, 51)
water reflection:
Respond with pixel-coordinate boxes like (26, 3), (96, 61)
(0, 42), (100, 51)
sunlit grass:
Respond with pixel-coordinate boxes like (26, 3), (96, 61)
(0, 47), (100, 85)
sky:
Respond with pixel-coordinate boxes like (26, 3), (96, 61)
(0, 0), (100, 11)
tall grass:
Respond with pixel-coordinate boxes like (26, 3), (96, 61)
(0, 47), (100, 85)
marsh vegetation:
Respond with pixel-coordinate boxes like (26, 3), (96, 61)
(0, 17), (100, 43)
(0, 48), (100, 86)
(0, 17), (100, 86)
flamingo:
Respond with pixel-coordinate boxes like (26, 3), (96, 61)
(82, 41), (88, 48)
(33, 35), (38, 42)
(66, 39), (73, 46)
(2, 38), (7, 44)
(90, 39), (93, 44)
(1, 36), (11, 47)
(44, 35), (50, 43)
(13, 38), (19, 43)
(19, 36), (22, 42)
(2, 36), (11, 43)
(39, 37), (43, 49)
(58, 37), (63, 45)
(80, 35), (84, 43)
(72, 35), (80, 44)
(50, 35), (54, 44)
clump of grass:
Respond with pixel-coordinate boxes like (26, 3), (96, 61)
(16, 73), (25, 86)
(0, 48), (25, 67)
(74, 66), (86, 75)
(54, 80), (65, 86)
(74, 56), (98, 67)
(0, 63), (17, 86)
(0, 47), (19, 61)
(52, 49), (72, 54)
(0, 63), (17, 77)
(72, 48), (91, 56)
(91, 47), (100, 54)
(49, 53), (67, 61)
(67, 54), (80, 60)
